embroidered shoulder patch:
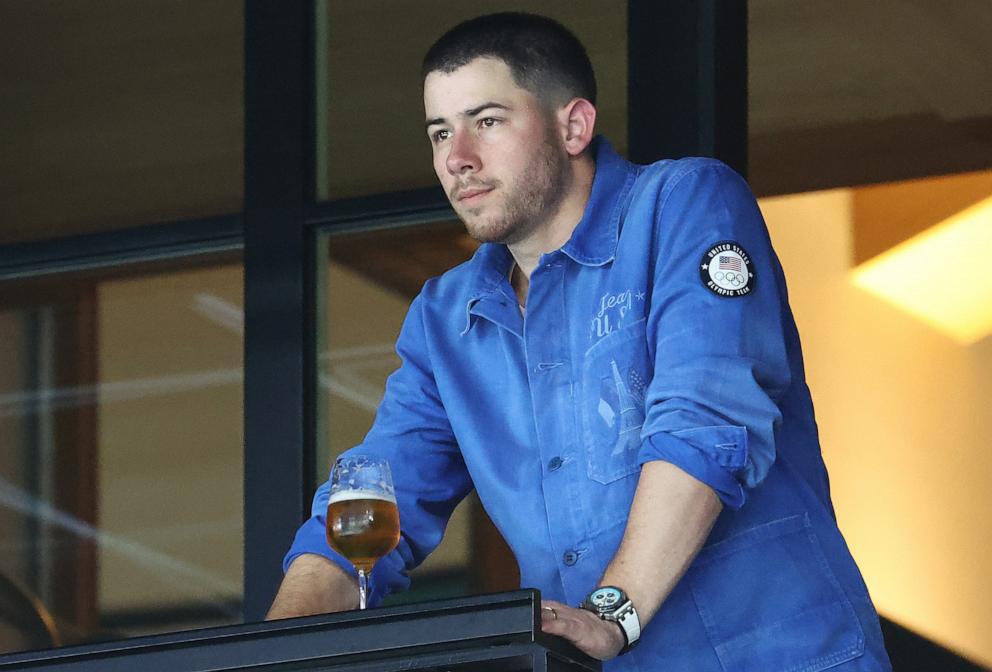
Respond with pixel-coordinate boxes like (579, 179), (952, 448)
(699, 241), (755, 297)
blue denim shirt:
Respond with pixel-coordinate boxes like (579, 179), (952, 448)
(287, 138), (891, 671)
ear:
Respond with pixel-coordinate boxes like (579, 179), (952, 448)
(556, 98), (597, 157)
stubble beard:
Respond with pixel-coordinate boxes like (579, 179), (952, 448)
(456, 133), (571, 246)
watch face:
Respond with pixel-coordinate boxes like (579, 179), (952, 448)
(589, 587), (622, 610)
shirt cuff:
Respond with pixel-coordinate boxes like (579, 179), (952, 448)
(638, 426), (749, 509)
(283, 515), (357, 580)
(283, 515), (410, 606)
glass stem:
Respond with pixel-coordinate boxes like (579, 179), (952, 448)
(357, 568), (368, 610)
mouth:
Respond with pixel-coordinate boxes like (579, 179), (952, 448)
(456, 187), (494, 203)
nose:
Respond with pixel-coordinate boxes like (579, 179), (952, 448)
(445, 131), (480, 176)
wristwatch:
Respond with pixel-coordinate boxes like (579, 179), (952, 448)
(580, 586), (641, 654)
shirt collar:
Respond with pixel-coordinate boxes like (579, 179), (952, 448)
(465, 242), (515, 304)
(462, 243), (518, 336)
(461, 136), (637, 334)
(559, 136), (638, 267)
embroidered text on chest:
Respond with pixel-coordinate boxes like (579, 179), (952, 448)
(590, 289), (646, 339)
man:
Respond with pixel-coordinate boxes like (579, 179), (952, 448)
(268, 13), (892, 671)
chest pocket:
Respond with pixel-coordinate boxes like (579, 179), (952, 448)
(580, 318), (650, 484)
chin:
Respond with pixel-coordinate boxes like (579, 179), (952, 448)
(462, 216), (517, 244)
(465, 228), (510, 244)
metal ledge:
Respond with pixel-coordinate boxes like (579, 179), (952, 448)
(0, 590), (599, 672)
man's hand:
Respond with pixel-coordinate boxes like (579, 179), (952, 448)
(540, 599), (625, 661)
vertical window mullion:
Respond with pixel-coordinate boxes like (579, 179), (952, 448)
(243, 0), (316, 621)
(627, 0), (748, 175)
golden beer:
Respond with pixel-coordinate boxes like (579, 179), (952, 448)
(326, 491), (400, 572)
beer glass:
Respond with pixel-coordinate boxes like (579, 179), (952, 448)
(326, 455), (400, 610)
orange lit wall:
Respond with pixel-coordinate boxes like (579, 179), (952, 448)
(760, 188), (992, 667)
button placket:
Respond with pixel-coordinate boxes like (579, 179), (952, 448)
(526, 259), (587, 586)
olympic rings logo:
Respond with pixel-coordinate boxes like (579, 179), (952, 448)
(713, 271), (745, 286)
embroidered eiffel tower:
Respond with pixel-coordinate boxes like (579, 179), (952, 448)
(610, 359), (643, 456)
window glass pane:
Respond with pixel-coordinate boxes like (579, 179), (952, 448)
(0, 1), (243, 244)
(748, 1), (992, 195)
(0, 257), (244, 653)
(317, 0), (627, 199)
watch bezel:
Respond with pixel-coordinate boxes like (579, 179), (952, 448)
(585, 586), (624, 613)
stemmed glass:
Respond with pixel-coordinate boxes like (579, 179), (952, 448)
(325, 455), (401, 610)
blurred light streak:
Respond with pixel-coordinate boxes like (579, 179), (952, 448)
(851, 195), (992, 344)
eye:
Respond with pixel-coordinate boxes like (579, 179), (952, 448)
(431, 128), (451, 143)
(479, 117), (500, 129)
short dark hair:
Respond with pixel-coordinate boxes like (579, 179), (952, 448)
(422, 12), (597, 107)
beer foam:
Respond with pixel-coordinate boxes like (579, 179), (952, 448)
(328, 489), (397, 505)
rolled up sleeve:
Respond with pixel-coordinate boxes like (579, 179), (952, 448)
(637, 162), (792, 509)
(639, 425), (749, 508)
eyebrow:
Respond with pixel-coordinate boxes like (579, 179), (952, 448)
(425, 102), (512, 131)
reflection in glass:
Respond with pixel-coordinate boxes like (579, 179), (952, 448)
(0, 259), (244, 653)
(316, 220), (477, 473)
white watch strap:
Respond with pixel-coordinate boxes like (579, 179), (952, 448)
(615, 600), (641, 648)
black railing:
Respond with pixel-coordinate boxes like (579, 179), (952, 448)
(0, 590), (598, 672)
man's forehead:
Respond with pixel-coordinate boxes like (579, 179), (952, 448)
(423, 57), (529, 117)
(425, 56), (515, 86)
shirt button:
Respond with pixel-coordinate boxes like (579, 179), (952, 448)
(548, 456), (564, 472)
(563, 551), (578, 566)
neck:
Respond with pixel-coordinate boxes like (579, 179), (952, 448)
(509, 153), (595, 281)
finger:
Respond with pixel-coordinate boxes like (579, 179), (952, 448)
(538, 602), (623, 661)
(539, 600), (572, 635)
(539, 604), (584, 638)
(541, 615), (572, 638)
(539, 600), (564, 624)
